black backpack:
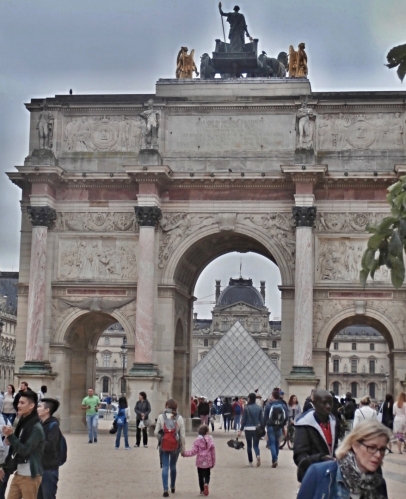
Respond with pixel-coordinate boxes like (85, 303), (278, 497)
(344, 400), (356, 420)
(268, 402), (287, 427)
(49, 422), (67, 466)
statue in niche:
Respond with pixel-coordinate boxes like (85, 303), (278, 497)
(344, 363), (348, 373)
(75, 116), (94, 151)
(140, 99), (160, 149)
(218, 3), (253, 52)
(176, 47), (199, 79)
(289, 43), (308, 78)
(296, 98), (316, 149)
(37, 107), (54, 149)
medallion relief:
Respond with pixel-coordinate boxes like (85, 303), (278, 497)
(316, 212), (387, 233)
(58, 238), (137, 280)
(54, 212), (137, 232)
(317, 113), (404, 151)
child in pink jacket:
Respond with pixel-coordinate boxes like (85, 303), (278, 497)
(182, 425), (216, 496)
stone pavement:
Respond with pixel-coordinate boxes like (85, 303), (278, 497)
(48, 421), (405, 499)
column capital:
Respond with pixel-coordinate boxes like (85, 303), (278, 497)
(27, 206), (56, 228)
(292, 206), (317, 228)
(134, 206), (162, 227)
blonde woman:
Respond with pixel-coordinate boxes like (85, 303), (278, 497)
(353, 396), (377, 428)
(297, 420), (390, 499)
(393, 391), (406, 454)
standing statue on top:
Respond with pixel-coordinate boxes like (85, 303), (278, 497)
(37, 106), (54, 149)
(218, 2), (253, 52)
(296, 98), (316, 150)
(140, 99), (160, 149)
(176, 47), (199, 79)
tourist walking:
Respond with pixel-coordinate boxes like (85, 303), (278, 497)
(2, 384), (16, 425)
(238, 392), (264, 467)
(37, 397), (62, 499)
(393, 391), (406, 454)
(297, 420), (390, 499)
(191, 396), (197, 418)
(155, 398), (185, 498)
(380, 394), (394, 452)
(341, 392), (357, 432)
(37, 385), (47, 403)
(115, 396), (131, 449)
(182, 424), (216, 496)
(0, 412), (9, 499)
(264, 389), (288, 468)
(134, 391), (151, 448)
(13, 381), (30, 411)
(294, 389), (338, 482)
(353, 396), (377, 428)
(81, 388), (101, 443)
(2, 390), (45, 499)
(221, 397), (232, 432)
(209, 402), (216, 432)
(198, 397), (210, 425)
(287, 394), (302, 421)
(104, 394), (112, 414)
(232, 397), (242, 431)
(303, 389), (316, 412)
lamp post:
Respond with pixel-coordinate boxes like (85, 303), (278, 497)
(120, 337), (127, 395)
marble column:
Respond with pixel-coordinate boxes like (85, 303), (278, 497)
(291, 206), (317, 377)
(130, 206), (162, 376)
(21, 206), (56, 373)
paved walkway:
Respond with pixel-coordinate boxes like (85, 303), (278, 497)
(52, 421), (404, 499)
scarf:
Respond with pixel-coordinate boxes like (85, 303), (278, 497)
(6, 410), (40, 468)
(339, 451), (385, 499)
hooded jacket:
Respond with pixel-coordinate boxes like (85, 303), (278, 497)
(293, 409), (337, 483)
(41, 416), (61, 470)
(134, 399), (151, 421)
(183, 435), (216, 469)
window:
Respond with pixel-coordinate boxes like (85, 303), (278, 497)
(332, 381), (340, 396)
(369, 360), (375, 374)
(102, 376), (109, 393)
(272, 340), (277, 349)
(102, 354), (110, 367)
(203, 339), (209, 347)
(370, 343), (374, 351)
(253, 320), (260, 333)
(221, 320), (229, 332)
(271, 356), (278, 366)
(352, 343), (357, 351)
(369, 383), (376, 399)
(333, 359), (339, 373)
(350, 382), (358, 398)
(333, 342), (339, 351)
(104, 337), (110, 346)
(351, 359), (357, 374)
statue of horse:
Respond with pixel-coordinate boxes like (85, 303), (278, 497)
(257, 51), (288, 77)
(200, 53), (216, 79)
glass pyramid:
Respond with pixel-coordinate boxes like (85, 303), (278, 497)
(192, 321), (281, 400)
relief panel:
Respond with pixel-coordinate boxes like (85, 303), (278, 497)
(54, 212), (137, 232)
(316, 212), (388, 233)
(57, 237), (137, 281)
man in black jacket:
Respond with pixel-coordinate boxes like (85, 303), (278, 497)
(293, 389), (338, 483)
(12, 381), (30, 411)
(37, 398), (61, 499)
(302, 389), (316, 413)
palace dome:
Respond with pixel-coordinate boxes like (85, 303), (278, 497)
(217, 277), (264, 308)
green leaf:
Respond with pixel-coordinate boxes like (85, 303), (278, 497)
(387, 180), (403, 195)
(365, 223), (378, 234)
(370, 259), (380, 280)
(387, 44), (406, 65)
(361, 248), (376, 270)
(378, 241), (389, 266)
(399, 219), (406, 239)
(391, 266), (405, 289)
(377, 216), (397, 232)
(387, 254), (404, 271)
(397, 59), (406, 83)
(389, 231), (403, 256)
(360, 269), (369, 288)
(367, 232), (386, 251)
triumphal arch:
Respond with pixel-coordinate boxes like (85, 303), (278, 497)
(7, 59), (406, 430)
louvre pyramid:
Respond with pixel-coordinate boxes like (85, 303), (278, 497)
(192, 321), (281, 400)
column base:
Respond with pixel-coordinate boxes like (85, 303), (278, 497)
(289, 365), (316, 378)
(128, 362), (162, 377)
(138, 149), (162, 166)
(286, 367), (319, 404)
(18, 361), (54, 375)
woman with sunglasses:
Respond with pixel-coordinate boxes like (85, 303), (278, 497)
(297, 420), (390, 499)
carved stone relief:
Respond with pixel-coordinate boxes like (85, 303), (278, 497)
(316, 212), (387, 233)
(316, 238), (390, 282)
(63, 115), (142, 152)
(313, 300), (353, 345)
(58, 238), (137, 280)
(54, 212), (137, 232)
(317, 113), (404, 151)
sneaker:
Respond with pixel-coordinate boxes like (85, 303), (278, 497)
(171, 488), (175, 494)
(247, 462), (253, 467)
(204, 484), (209, 496)
(94, 438), (97, 443)
(256, 456), (261, 467)
(115, 447), (119, 450)
(88, 440), (92, 444)
(163, 492), (169, 498)
(144, 445), (148, 448)
(134, 444), (140, 447)
(125, 447), (131, 450)
(272, 461), (278, 468)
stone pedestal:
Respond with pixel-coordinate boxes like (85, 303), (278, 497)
(138, 149), (162, 166)
(294, 148), (315, 165)
(25, 149), (58, 166)
(20, 206), (56, 374)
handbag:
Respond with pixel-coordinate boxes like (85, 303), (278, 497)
(109, 419), (118, 434)
(247, 405), (265, 438)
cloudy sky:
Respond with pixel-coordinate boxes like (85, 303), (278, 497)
(0, 0), (405, 313)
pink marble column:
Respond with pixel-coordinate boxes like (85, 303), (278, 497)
(292, 206), (317, 375)
(133, 206), (162, 368)
(24, 206), (56, 370)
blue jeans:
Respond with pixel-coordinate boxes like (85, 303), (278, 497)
(161, 450), (179, 491)
(234, 415), (241, 431)
(86, 414), (98, 441)
(2, 413), (16, 425)
(223, 414), (231, 431)
(244, 430), (260, 463)
(115, 422), (129, 448)
(267, 426), (282, 463)
(38, 469), (59, 499)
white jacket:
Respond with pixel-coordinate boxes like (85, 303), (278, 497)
(353, 405), (377, 428)
(0, 414), (9, 465)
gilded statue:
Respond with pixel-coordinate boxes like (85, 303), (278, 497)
(288, 42), (308, 78)
(176, 47), (199, 79)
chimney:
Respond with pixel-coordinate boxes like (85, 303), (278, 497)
(215, 280), (221, 302)
(193, 312), (198, 322)
(260, 281), (266, 301)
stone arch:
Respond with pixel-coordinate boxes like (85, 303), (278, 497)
(161, 223), (293, 291)
(173, 318), (188, 416)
